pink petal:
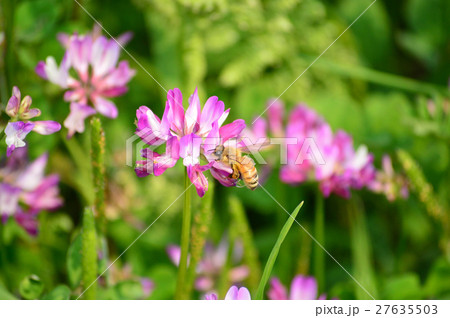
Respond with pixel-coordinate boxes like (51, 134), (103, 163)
(116, 31), (133, 46)
(92, 37), (120, 78)
(184, 88), (200, 134)
(63, 103), (97, 138)
(219, 119), (246, 142)
(187, 164), (212, 197)
(21, 108), (42, 120)
(198, 95), (225, 136)
(32, 121), (61, 135)
(267, 98), (284, 136)
(16, 153), (48, 190)
(166, 244), (181, 266)
(101, 60), (136, 89)
(92, 96), (118, 118)
(224, 286), (239, 300)
(290, 275), (318, 300)
(35, 61), (48, 80)
(179, 133), (202, 166)
(6, 87), (20, 117)
(267, 278), (288, 300)
(237, 287), (251, 300)
(5, 121), (35, 157)
(166, 88), (184, 135)
(0, 184), (22, 216)
(14, 211), (38, 236)
(204, 293), (218, 300)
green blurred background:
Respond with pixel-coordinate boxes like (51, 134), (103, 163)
(0, 0), (449, 300)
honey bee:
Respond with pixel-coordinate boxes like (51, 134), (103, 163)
(213, 144), (259, 190)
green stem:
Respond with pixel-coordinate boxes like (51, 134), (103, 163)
(0, 224), (10, 290)
(185, 181), (214, 298)
(90, 116), (106, 234)
(81, 207), (98, 300)
(0, 0), (15, 105)
(311, 56), (450, 97)
(314, 191), (325, 292)
(175, 169), (192, 299)
(228, 195), (261, 293)
(348, 199), (378, 300)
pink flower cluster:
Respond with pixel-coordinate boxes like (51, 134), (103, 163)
(268, 275), (327, 300)
(369, 155), (409, 201)
(0, 148), (62, 235)
(205, 286), (251, 300)
(134, 88), (247, 197)
(4, 87), (61, 157)
(248, 100), (375, 198)
(36, 26), (135, 137)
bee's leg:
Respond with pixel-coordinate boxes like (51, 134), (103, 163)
(231, 164), (241, 179)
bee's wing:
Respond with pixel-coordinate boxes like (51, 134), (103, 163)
(237, 137), (271, 153)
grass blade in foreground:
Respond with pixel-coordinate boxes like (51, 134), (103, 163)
(255, 201), (304, 300)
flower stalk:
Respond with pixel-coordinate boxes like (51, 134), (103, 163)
(175, 170), (192, 299)
(81, 207), (98, 300)
(185, 181), (214, 298)
(314, 191), (325, 292)
(91, 116), (106, 234)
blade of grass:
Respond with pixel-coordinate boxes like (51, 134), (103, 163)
(310, 56), (450, 97)
(255, 201), (304, 300)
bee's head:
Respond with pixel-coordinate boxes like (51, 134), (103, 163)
(213, 145), (225, 159)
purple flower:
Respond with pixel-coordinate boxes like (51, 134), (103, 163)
(268, 275), (326, 300)
(134, 88), (246, 197)
(205, 286), (251, 300)
(36, 26), (135, 137)
(167, 238), (249, 292)
(315, 131), (375, 198)
(369, 155), (409, 201)
(0, 148), (62, 235)
(3, 87), (61, 156)
(140, 278), (155, 298)
(251, 100), (376, 198)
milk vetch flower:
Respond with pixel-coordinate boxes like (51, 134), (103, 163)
(0, 148), (63, 235)
(268, 275), (327, 300)
(3, 86), (61, 156)
(36, 26), (135, 137)
(134, 87), (247, 197)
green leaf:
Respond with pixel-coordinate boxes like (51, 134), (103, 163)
(42, 285), (71, 300)
(0, 284), (17, 300)
(67, 234), (83, 289)
(255, 202), (303, 300)
(382, 274), (422, 300)
(19, 275), (44, 300)
(424, 258), (450, 298)
(114, 281), (144, 300)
